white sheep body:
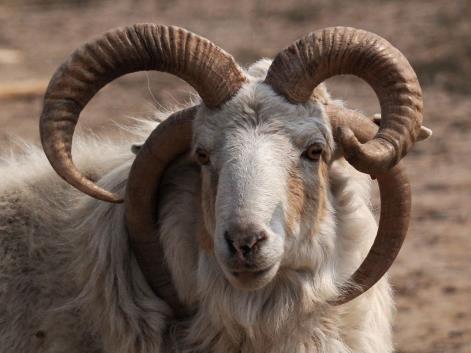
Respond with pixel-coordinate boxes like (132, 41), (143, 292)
(0, 61), (394, 353)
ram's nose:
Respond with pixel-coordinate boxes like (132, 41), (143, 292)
(224, 223), (268, 261)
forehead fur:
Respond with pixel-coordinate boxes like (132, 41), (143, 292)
(193, 59), (334, 154)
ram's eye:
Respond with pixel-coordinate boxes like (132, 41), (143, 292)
(303, 144), (323, 161)
(195, 148), (210, 165)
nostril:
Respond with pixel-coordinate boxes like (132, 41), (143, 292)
(224, 229), (269, 259)
(224, 231), (237, 255)
(256, 231), (268, 244)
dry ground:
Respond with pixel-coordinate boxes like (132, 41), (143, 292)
(0, 0), (470, 352)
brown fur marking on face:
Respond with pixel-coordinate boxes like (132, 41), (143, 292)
(197, 219), (214, 253)
(285, 160), (330, 238)
(316, 160), (329, 223)
(285, 166), (305, 237)
(199, 168), (217, 252)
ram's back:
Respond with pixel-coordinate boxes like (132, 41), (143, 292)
(0, 136), (139, 353)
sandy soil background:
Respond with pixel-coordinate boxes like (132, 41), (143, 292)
(0, 0), (470, 352)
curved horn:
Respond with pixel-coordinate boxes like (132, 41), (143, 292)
(125, 106), (196, 315)
(326, 104), (411, 305)
(40, 24), (246, 202)
(265, 27), (423, 176)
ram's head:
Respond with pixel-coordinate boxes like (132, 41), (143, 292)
(39, 24), (429, 304)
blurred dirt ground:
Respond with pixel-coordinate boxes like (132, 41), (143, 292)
(0, 0), (470, 352)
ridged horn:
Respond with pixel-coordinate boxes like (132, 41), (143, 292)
(326, 104), (411, 305)
(40, 24), (246, 202)
(265, 27), (423, 176)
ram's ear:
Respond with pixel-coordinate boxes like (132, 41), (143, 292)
(372, 114), (432, 142)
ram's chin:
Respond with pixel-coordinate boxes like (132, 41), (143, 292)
(224, 263), (280, 291)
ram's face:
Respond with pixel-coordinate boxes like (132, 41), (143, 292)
(193, 82), (333, 291)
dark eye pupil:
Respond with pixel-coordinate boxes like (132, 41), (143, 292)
(306, 145), (322, 160)
(197, 149), (209, 164)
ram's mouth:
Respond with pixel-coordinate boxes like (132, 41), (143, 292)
(231, 265), (273, 279)
(226, 264), (279, 291)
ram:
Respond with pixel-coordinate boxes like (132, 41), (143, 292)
(0, 24), (431, 353)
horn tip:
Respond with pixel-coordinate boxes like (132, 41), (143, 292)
(417, 126), (432, 142)
(108, 196), (125, 204)
(94, 191), (124, 204)
(76, 179), (124, 203)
